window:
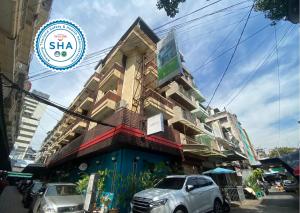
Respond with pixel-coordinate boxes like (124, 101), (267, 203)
(197, 177), (213, 187)
(155, 177), (186, 190)
(46, 185), (80, 196)
(186, 177), (198, 187)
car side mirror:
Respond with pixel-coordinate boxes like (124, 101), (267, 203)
(186, 185), (195, 192)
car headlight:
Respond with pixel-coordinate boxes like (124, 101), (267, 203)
(42, 205), (56, 213)
(149, 198), (168, 208)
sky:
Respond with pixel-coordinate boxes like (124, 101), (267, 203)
(29, 0), (299, 151)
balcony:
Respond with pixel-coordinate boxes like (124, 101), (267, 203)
(166, 82), (198, 110)
(91, 91), (121, 121)
(191, 104), (208, 120)
(144, 89), (174, 119)
(85, 73), (100, 90)
(78, 95), (94, 111)
(169, 106), (202, 135)
(144, 61), (158, 89)
(99, 63), (124, 91)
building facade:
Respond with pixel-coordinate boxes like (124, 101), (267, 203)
(206, 108), (258, 166)
(37, 18), (253, 182)
(12, 90), (49, 160)
(0, 0), (52, 169)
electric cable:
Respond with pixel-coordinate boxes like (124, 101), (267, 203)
(206, 4), (254, 108)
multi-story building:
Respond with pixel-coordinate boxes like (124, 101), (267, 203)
(256, 148), (268, 160)
(12, 90), (49, 160)
(0, 0), (52, 169)
(206, 108), (258, 166)
(37, 18), (251, 180)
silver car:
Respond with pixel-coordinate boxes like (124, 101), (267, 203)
(33, 183), (84, 213)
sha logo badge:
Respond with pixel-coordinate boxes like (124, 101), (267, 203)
(34, 19), (87, 71)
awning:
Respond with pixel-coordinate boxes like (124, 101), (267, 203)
(7, 171), (32, 178)
(203, 167), (236, 175)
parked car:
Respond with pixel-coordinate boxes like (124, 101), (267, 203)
(32, 183), (84, 213)
(131, 175), (223, 213)
(22, 180), (43, 208)
(283, 180), (299, 192)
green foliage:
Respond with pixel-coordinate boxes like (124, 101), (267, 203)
(156, 0), (186, 17)
(245, 168), (264, 193)
(269, 147), (296, 158)
(75, 169), (109, 195)
(254, 0), (288, 21)
(76, 174), (89, 194)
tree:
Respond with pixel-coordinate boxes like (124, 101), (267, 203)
(156, 0), (299, 24)
(156, 0), (186, 18)
(269, 147), (297, 158)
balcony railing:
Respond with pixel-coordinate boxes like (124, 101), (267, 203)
(92, 91), (121, 111)
(99, 63), (124, 82)
(145, 89), (174, 109)
(182, 109), (198, 125)
(178, 85), (193, 100)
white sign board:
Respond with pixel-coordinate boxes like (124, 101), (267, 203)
(147, 113), (164, 135)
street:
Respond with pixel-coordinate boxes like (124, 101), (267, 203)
(231, 190), (299, 213)
(0, 186), (27, 213)
(0, 186), (298, 213)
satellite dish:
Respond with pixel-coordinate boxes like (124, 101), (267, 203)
(78, 163), (88, 171)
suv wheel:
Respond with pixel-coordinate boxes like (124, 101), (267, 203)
(213, 199), (223, 213)
(174, 206), (187, 213)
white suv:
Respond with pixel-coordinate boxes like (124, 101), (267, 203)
(131, 175), (223, 213)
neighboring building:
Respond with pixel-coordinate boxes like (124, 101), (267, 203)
(12, 90), (49, 160)
(0, 0), (52, 170)
(256, 148), (268, 160)
(37, 18), (253, 184)
(206, 108), (258, 166)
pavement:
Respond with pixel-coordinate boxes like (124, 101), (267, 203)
(0, 186), (28, 213)
(231, 190), (299, 213)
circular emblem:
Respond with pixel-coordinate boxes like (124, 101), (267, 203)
(34, 19), (86, 71)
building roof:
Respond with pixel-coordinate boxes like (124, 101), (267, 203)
(96, 17), (160, 70)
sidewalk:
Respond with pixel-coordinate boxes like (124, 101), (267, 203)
(0, 186), (28, 213)
(231, 191), (299, 213)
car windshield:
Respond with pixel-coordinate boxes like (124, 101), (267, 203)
(45, 185), (80, 196)
(154, 177), (186, 190)
(32, 182), (43, 193)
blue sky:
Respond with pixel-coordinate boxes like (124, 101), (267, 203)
(29, 0), (299, 151)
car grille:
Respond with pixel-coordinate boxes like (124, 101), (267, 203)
(132, 196), (152, 213)
(57, 204), (83, 212)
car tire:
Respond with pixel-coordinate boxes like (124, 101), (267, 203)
(173, 206), (187, 213)
(213, 199), (223, 213)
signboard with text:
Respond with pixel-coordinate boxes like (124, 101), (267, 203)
(157, 30), (182, 86)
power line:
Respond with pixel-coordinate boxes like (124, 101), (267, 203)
(153, 0), (223, 30)
(206, 4), (254, 109)
(194, 9), (251, 75)
(191, 23), (270, 74)
(224, 25), (294, 107)
(274, 23), (281, 152)
(28, 1), (251, 81)
(0, 73), (115, 127)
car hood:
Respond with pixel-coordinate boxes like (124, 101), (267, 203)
(134, 188), (177, 200)
(46, 195), (84, 207)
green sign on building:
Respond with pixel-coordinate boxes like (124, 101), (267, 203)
(157, 30), (182, 86)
